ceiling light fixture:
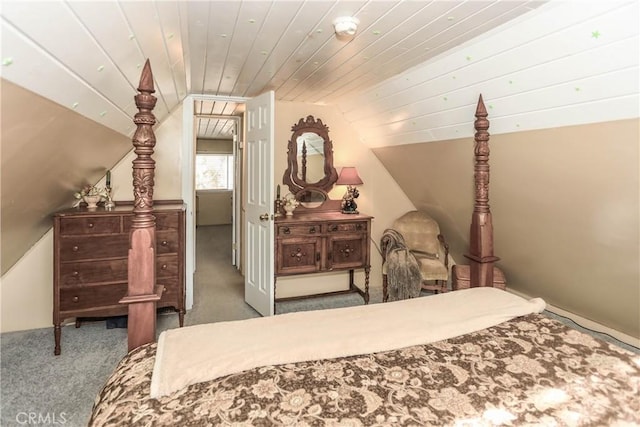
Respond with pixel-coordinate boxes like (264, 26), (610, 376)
(333, 16), (359, 40)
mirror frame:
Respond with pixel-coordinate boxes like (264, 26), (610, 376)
(282, 115), (338, 195)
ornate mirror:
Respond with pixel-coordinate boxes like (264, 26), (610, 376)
(283, 116), (338, 197)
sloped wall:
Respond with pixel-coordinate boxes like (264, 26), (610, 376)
(373, 119), (639, 338)
(0, 80), (131, 275)
(337, 1), (639, 339)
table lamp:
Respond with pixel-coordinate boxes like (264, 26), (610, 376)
(336, 167), (363, 214)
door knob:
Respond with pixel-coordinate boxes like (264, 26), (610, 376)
(259, 213), (270, 221)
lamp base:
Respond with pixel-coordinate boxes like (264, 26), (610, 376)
(341, 196), (359, 214)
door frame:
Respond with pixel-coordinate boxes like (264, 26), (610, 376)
(181, 94), (248, 310)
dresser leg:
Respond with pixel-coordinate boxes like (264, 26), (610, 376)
(54, 324), (61, 356)
(382, 274), (388, 303)
(178, 310), (185, 327)
(273, 275), (278, 315)
(364, 266), (370, 305)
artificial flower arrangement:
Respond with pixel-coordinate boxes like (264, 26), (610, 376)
(283, 194), (299, 207)
(282, 193), (299, 216)
(73, 184), (108, 207)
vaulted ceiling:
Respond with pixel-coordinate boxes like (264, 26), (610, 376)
(1, 0), (544, 140)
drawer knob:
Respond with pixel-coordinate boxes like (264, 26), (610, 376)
(356, 224), (363, 230)
(72, 246), (79, 252)
(72, 271), (79, 277)
(161, 240), (168, 246)
(308, 227), (316, 234)
(72, 296), (79, 303)
(330, 225), (338, 231)
(161, 264), (168, 270)
(283, 227), (291, 235)
(88, 222), (94, 228)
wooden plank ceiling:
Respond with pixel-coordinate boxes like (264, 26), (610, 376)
(0, 1), (545, 140)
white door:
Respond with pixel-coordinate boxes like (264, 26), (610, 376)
(244, 91), (275, 316)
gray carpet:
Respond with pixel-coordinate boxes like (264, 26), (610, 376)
(1, 225), (637, 426)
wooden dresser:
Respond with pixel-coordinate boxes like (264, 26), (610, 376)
(274, 211), (372, 305)
(52, 201), (185, 355)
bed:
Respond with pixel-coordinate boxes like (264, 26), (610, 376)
(89, 293), (640, 426)
(90, 63), (640, 426)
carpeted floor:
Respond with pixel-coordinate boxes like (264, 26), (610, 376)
(1, 225), (637, 426)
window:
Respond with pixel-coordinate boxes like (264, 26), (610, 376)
(195, 154), (234, 190)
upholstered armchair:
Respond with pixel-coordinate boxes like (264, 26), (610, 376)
(381, 211), (450, 302)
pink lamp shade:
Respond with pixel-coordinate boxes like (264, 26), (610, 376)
(336, 167), (363, 186)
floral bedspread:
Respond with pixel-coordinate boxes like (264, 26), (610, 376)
(89, 314), (640, 426)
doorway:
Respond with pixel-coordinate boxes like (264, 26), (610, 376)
(181, 95), (248, 311)
(194, 114), (239, 263)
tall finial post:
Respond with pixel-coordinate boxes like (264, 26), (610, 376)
(120, 59), (162, 351)
(464, 94), (500, 287)
(132, 58), (157, 223)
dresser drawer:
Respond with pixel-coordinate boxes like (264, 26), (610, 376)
(157, 231), (180, 254)
(60, 283), (128, 312)
(59, 235), (129, 261)
(124, 211), (180, 232)
(158, 281), (179, 307)
(59, 216), (121, 235)
(157, 254), (179, 278)
(59, 254), (178, 286)
(277, 224), (321, 236)
(60, 232), (179, 261)
(60, 259), (128, 286)
(60, 282), (180, 313)
(326, 221), (367, 233)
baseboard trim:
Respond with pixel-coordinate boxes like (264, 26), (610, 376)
(506, 288), (640, 349)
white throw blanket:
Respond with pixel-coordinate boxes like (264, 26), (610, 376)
(150, 287), (546, 398)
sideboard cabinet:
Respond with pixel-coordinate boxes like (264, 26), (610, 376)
(274, 211), (372, 305)
(52, 201), (185, 355)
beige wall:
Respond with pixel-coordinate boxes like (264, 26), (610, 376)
(196, 138), (233, 154)
(196, 138), (233, 226)
(373, 118), (640, 338)
(197, 191), (232, 225)
(274, 101), (415, 297)
(106, 104), (183, 202)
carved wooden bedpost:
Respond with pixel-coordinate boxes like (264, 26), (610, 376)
(464, 95), (500, 287)
(120, 59), (163, 351)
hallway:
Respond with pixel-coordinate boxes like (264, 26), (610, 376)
(186, 225), (260, 326)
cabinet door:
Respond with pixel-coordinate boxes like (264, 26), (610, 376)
(276, 236), (322, 275)
(327, 233), (367, 270)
